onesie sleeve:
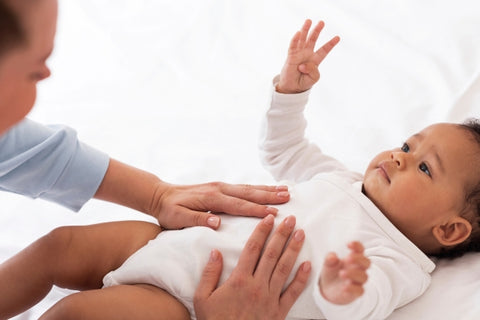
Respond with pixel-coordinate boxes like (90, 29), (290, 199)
(312, 248), (432, 320)
(259, 75), (351, 182)
(0, 118), (110, 211)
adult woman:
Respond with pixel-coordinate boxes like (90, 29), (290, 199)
(0, 0), (309, 318)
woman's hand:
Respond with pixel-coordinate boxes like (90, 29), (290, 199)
(150, 181), (290, 230)
(94, 159), (290, 230)
(193, 215), (311, 320)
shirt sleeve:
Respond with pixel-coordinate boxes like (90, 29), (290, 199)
(312, 247), (431, 320)
(259, 75), (352, 182)
(0, 118), (110, 211)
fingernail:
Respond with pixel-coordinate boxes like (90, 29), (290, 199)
(276, 185), (289, 191)
(266, 207), (278, 215)
(302, 261), (311, 273)
(294, 229), (305, 242)
(207, 216), (220, 228)
(209, 249), (219, 262)
(326, 252), (337, 265)
(263, 214), (274, 225)
(277, 191), (289, 198)
(284, 215), (295, 228)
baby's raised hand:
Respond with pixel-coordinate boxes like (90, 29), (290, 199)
(319, 241), (371, 305)
(276, 19), (340, 94)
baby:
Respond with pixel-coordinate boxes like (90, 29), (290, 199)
(3, 20), (480, 320)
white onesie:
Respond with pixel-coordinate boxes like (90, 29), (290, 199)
(103, 78), (435, 320)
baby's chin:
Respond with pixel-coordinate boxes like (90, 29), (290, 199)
(361, 179), (388, 215)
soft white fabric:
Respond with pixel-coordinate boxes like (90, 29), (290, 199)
(2, 1), (480, 319)
(103, 82), (435, 320)
(263, 84), (436, 319)
(104, 177), (432, 320)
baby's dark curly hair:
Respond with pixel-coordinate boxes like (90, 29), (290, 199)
(0, 0), (25, 57)
(433, 118), (480, 259)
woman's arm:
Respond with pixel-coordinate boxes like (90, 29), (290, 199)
(94, 159), (290, 229)
(0, 119), (290, 229)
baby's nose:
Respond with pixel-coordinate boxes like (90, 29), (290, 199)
(390, 151), (406, 169)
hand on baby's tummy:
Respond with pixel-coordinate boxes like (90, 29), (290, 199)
(319, 241), (371, 305)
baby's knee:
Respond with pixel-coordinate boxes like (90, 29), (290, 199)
(39, 292), (88, 320)
(30, 226), (75, 272)
(41, 226), (75, 257)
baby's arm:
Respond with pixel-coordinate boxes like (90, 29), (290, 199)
(276, 19), (340, 94)
(319, 241), (371, 305)
(260, 20), (349, 182)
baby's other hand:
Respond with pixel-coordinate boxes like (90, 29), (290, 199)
(276, 19), (340, 94)
(319, 241), (370, 305)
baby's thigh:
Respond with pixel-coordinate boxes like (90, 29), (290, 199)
(40, 284), (190, 320)
(49, 221), (162, 290)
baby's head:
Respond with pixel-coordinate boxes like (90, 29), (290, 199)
(363, 120), (480, 258)
(0, 0), (57, 134)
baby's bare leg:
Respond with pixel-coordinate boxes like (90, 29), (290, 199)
(40, 283), (190, 320)
(0, 221), (161, 319)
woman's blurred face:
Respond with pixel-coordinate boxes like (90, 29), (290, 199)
(0, 0), (57, 134)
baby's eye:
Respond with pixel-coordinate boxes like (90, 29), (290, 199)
(419, 162), (431, 177)
(401, 143), (410, 153)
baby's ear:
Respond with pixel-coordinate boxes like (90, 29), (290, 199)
(432, 217), (472, 247)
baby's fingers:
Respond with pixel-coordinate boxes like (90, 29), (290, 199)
(288, 31), (302, 54)
(347, 241), (365, 253)
(298, 62), (320, 82)
(345, 252), (370, 269)
(345, 241), (370, 269)
(341, 281), (365, 300)
(323, 252), (341, 269)
(306, 21), (325, 50)
(298, 19), (313, 47)
(340, 268), (368, 285)
(313, 36), (340, 65)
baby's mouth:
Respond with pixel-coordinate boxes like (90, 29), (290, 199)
(378, 163), (391, 183)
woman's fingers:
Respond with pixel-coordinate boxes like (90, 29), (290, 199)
(254, 216), (297, 280)
(200, 182), (290, 218)
(235, 214), (275, 275)
(193, 215), (308, 320)
(155, 182), (290, 229)
(279, 261), (311, 313)
(194, 249), (224, 303)
(269, 228), (307, 294)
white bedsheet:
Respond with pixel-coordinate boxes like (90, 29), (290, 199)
(1, 0), (480, 319)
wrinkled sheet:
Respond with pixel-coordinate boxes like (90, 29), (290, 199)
(1, 0), (479, 319)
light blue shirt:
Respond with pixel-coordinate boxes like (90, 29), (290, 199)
(0, 118), (110, 211)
